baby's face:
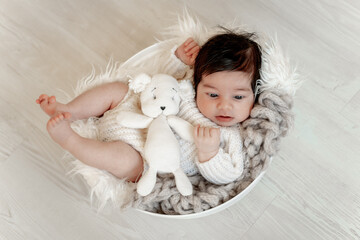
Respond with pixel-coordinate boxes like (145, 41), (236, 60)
(196, 71), (254, 127)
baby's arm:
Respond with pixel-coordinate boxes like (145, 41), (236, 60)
(194, 125), (220, 163)
(160, 38), (199, 79)
(195, 127), (244, 185)
(175, 38), (200, 66)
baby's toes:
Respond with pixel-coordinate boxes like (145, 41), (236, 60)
(54, 112), (70, 123)
(47, 118), (56, 128)
(55, 115), (63, 123)
(48, 96), (56, 104)
(63, 112), (71, 119)
(36, 94), (48, 104)
(48, 114), (61, 126)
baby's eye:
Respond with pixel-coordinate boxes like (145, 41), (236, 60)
(153, 95), (156, 100)
(208, 93), (218, 98)
(234, 95), (243, 100)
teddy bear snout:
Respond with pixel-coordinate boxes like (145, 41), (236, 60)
(160, 106), (166, 110)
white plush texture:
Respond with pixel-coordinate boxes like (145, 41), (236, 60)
(258, 37), (302, 96)
(117, 73), (193, 196)
(128, 73), (152, 93)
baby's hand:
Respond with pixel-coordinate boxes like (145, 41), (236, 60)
(175, 38), (200, 66)
(194, 125), (220, 163)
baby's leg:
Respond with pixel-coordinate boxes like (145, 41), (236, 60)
(36, 82), (129, 121)
(47, 112), (143, 182)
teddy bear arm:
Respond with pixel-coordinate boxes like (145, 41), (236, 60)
(117, 111), (153, 129)
(167, 115), (194, 142)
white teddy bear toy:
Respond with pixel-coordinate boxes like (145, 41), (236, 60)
(117, 73), (194, 196)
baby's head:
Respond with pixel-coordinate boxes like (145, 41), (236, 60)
(193, 30), (262, 126)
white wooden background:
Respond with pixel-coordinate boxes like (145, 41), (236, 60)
(1, 1), (359, 239)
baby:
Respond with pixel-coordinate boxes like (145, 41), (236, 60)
(36, 29), (261, 184)
(174, 31), (261, 184)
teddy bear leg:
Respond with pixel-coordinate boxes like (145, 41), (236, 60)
(136, 167), (157, 196)
(173, 168), (193, 196)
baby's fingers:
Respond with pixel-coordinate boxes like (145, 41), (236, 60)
(203, 126), (214, 138)
(198, 125), (205, 138)
(195, 126), (218, 138)
(194, 124), (200, 137)
(186, 45), (200, 56)
(190, 49), (199, 64)
(185, 40), (198, 52)
(194, 125), (205, 138)
(184, 38), (194, 46)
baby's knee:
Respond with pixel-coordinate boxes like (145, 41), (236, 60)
(107, 82), (129, 107)
(113, 144), (143, 182)
(108, 81), (129, 94)
(127, 153), (144, 182)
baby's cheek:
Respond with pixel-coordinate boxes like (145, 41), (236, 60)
(196, 96), (212, 119)
(239, 104), (253, 122)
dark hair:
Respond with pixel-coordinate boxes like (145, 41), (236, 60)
(193, 30), (262, 100)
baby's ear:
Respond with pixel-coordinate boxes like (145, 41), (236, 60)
(128, 73), (152, 93)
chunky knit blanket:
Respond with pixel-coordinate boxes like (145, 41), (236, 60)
(67, 13), (300, 215)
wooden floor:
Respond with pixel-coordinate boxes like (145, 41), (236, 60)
(1, 0), (360, 239)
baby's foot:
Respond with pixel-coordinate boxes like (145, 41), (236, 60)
(47, 112), (75, 149)
(36, 94), (59, 117)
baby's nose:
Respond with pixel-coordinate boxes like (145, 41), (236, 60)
(160, 106), (166, 110)
(218, 100), (231, 110)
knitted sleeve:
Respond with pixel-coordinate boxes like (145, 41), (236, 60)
(161, 46), (192, 80)
(195, 127), (245, 185)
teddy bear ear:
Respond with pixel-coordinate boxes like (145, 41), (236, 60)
(128, 73), (152, 93)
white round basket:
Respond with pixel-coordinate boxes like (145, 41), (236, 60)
(137, 164), (270, 219)
(121, 42), (272, 219)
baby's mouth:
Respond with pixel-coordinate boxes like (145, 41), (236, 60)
(215, 115), (234, 122)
